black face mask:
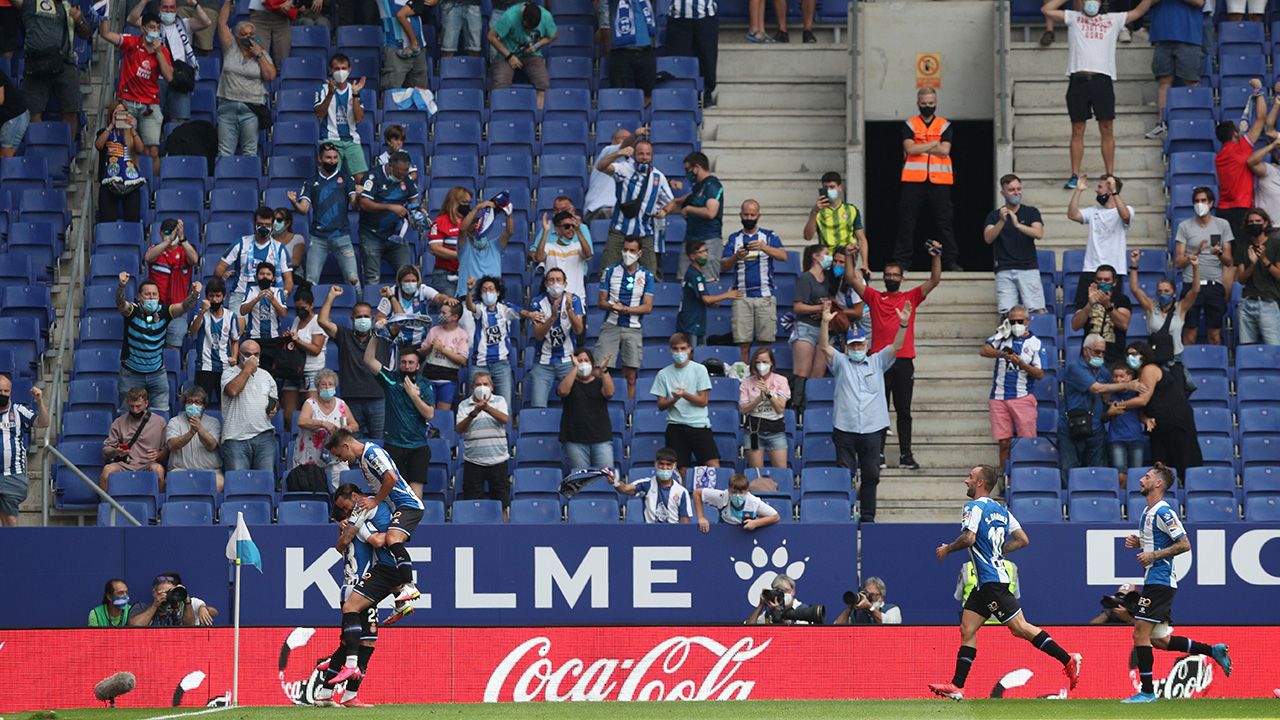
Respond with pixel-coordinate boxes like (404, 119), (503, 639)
(0, 394), (9, 408)
(257, 277), (273, 290)
(1247, 223), (1267, 237)
(320, 162), (338, 174)
(741, 219), (758, 232)
(210, 301), (223, 311)
(296, 307), (311, 319)
(918, 105), (935, 119)
(883, 279), (902, 293)
(1096, 193), (1111, 206)
(129, 409), (146, 420)
(457, 203), (472, 217)
(254, 225), (271, 239)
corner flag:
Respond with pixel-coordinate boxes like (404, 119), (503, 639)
(225, 513), (262, 572)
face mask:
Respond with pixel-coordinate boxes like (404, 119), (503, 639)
(756, 362), (771, 375)
(1005, 193), (1021, 206)
(671, 351), (689, 365)
(320, 161), (338, 174)
(296, 307), (311, 319)
(1193, 202), (1211, 218)
(255, 224), (271, 239)
(1247, 223), (1266, 237)
(728, 494), (746, 511)
(576, 362), (593, 378)
(741, 219), (758, 231)
(547, 283), (565, 298)
(0, 394), (9, 408)
(622, 251), (640, 266)
(1157, 292), (1175, 306)
(694, 256), (707, 267)
(318, 388), (337, 401)
(332, 69), (350, 84)
(145, 30), (162, 42)
(918, 105), (935, 119)
(400, 282), (418, 297)
(1096, 282), (1113, 293)
(438, 313), (453, 326)
(883, 279), (902, 292)
(1083, 0), (1100, 14)
(160, 12), (176, 24)
(273, 220), (286, 234)
(353, 317), (372, 333)
(184, 404), (202, 418)
(635, 162), (652, 174)
(141, 299), (161, 313)
(826, 188), (840, 202)
(685, 171), (697, 186)
(656, 468), (674, 481)
(556, 232), (573, 245)
(833, 265), (845, 278)
(848, 349), (867, 363)
(210, 301), (223, 312)
(457, 203), (472, 217)
(257, 277), (274, 290)
(129, 409), (145, 420)
(473, 385), (492, 402)
(819, 255), (833, 270)
(1088, 355), (1106, 368)
(481, 291), (499, 307)
(1126, 355), (1143, 370)
(1010, 323), (1026, 338)
(1096, 193), (1111, 206)
(112, 595), (131, 608)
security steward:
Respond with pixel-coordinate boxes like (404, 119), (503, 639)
(895, 87), (962, 272)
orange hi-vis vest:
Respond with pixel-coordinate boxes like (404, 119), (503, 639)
(901, 115), (954, 185)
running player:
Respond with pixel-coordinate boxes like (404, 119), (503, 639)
(929, 465), (1082, 701)
(1122, 462), (1232, 703)
(313, 484), (389, 707)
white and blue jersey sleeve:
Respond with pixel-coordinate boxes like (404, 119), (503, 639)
(961, 497), (1017, 586)
(360, 443), (425, 510)
(1140, 500), (1186, 587)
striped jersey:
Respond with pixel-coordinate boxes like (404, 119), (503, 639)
(0, 403), (36, 476)
(342, 503), (395, 603)
(960, 496), (1022, 585)
(531, 292), (583, 365)
(600, 263), (655, 330)
(377, 285), (441, 348)
(121, 305), (173, 374)
(1139, 499), (1186, 587)
(813, 202), (864, 252)
(632, 477), (693, 523)
(358, 442), (425, 510)
(241, 287), (286, 340)
(220, 237), (291, 298)
(722, 228), (784, 297)
(470, 301), (521, 366)
(376, 0), (426, 50)
(194, 309), (241, 373)
(314, 82), (361, 144)
(610, 158), (674, 238)
(986, 332), (1043, 401)
(298, 170), (357, 239)
(668, 0), (717, 18)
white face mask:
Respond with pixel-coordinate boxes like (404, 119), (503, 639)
(621, 251), (640, 267)
(576, 362), (593, 378)
(547, 283), (565, 298)
(755, 362), (772, 375)
(473, 385), (492, 402)
(332, 69), (350, 84)
(1194, 202), (1211, 218)
(1010, 323), (1027, 338)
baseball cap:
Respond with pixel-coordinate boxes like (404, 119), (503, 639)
(846, 326), (868, 346)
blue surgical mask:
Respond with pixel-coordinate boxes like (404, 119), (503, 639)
(319, 388), (337, 401)
(848, 349), (867, 363)
(1126, 355), (1142, 370)
(1157, 292), (1175, 306)
(656, 468), (674, 481)
(1006, 194), (1021, 206)
(728, 494), (746, 511)
(184, 404), (202, 418)
(400, 281), (418, 297)
(141, 299), (160, 313)
(671, 351), (689, 365)
(1088, 355), (1106, 368)
(1083, 0), (1100, 15)
(819, 255), (833, 270)
(112, 595), (130, 608)
(353, 317), (372, 333)
(826, 188), (839, 202)
(273, 219), (285, 234)
(482, 291), (499, 307)
(833, 265), (845, 278)
(160, 12), (177, 24)
(1096, 282), (1113, 293)
(145, 30), (161, 43)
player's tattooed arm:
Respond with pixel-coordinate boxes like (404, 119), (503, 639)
(1138, 535), (1191, 566)
(1002, 528), (1030, 554)
(935, 530), (976, 560)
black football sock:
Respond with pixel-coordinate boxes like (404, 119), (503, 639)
(387, 542), (414, 586)
(322, 643), (346, 681)
(1136, 645), (1154, 694)
(1029, 630), (1072, 665)
(1167, 636), (1214, 656)
(951, 646), (977, 688)
(340, 612), (363, 666)
(348, 644), (375, 692)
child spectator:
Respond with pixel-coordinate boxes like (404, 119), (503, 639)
(676, 239), (742, 347)
(1105, 364), (1145, 487)
(375, 124), (420, 182)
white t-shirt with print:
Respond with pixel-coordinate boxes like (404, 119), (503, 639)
(1064, 11), (1127, 78)
(700, 488), (778, 525)
(291, 314), (327, 374)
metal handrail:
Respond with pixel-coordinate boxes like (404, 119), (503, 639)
(40, 3), (131, 526)
(996, 0), (1011, 145)
(847, 0), (860, 146)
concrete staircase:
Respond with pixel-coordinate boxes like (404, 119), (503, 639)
(1009, 40), (1167, 257)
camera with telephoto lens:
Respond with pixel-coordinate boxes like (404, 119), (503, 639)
(843, 590), (870, 607)
(761, 589), (825, 624)
(162, 584), (189, 612)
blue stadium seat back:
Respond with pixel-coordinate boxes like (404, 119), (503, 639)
(510, 497), (562, 523)
(548, 22), (595, 54)
(542, 88), (593, 125)
(656, 56), (702, 91)
(59, 409), (114, 440)
(1242, 436), (1280, 469)
(624, 496), (646, 524)
(1, 285), (54, 327)
(160, 500), (215, 526)
(1185, 495), (1238, 523)
(1191, 406), (1234, 438)
(220, 499), (273, 525)
(750, 466), (795, 494)
(335, 24), (383, 48)
(271, 122), (321, 154)
(764, 498), (793, 522)
(1068, 495), (1123, 523)
(1219, 52), (1267, 81)
(269, 154), (316, 183)
(1180, 344), (1228, 376)
(1245, 495), (1280, 521)
(487, 118), (539, 155)
(540, 119), (591, 156)
(94, 220), (146, 250)
(438, 55), (487, 87)
(166, 469), (219, 505)
(513, 435), (563, 468)
(1068, 467), (1120, 496)
(280, 55), (326, 80)
(800, 467), (851, 499)
(538, 153), (587, 183)
(1236, 344), (1280, 372)
(1243, 466), (1280, 495)
(1164, 119), (1216, 154)
(434, 120), (485, 156)
(799, 497), (852, 523)
(513, 466), (563, 498)
(597, 88), (645, 115)
(489, 87), (539, 123)
(1189, 375), (1230, 409)
(1034, 406), (1059, 439)
(107, 470), (160, 498)
(1197, 436), (1236, 468)
(1009, 436), (1059, 469)
(547, 56), (593, 90)
(431, 154), (481, 182)
(1166, 151), (1216, 185)
(420, 499), (447, 524)
(567, 496), (620, 523)
(1184, 465), (1238, 497)
(277, 500), (331, 525)
(66, 377), (118, 410)
(1009, 465), (1062, 498)
(628, 435), (666, 469)
(224, 469), (276, 502)
(651, 87), (701, 122)
(210, 186), (261, 216)
(1010, 495), (1062, 522)
(486, 153), (535, 182)
(97, 501), (153, 526)
(517, 407), (562, 433)
(1240, 406), (1280, 436)
(275, 88), (316, 115)
(291, 23), (330, 47)
(53, 440), (107, 509)
(1128, 494), (1182, 521)
(1237, 376), (1279, 409)
(649, 119), (699, 148)
(452, 498), (505, 524)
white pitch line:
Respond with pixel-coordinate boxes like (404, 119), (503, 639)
(140, 705), (234, 720)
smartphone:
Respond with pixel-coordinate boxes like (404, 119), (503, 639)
(1210, 234), (1222, 248)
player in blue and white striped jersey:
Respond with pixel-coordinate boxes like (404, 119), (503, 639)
(1122, 462), (1232, 703)
(930, 465), (1081, 701)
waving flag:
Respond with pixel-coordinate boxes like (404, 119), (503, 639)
(225, 513), (262, 572)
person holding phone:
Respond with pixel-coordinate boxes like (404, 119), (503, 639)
(1172, 186), (1233, 346)
(804, 171), (869, 271)
(980, 305), (1045, 471)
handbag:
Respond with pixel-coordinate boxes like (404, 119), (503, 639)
(1066, 408), (1094, 441)
(246, 102), (274, 131)
(169, 60), (196, 93)
(1148, 307), (1176, 366)
(25, 46), (65, 78)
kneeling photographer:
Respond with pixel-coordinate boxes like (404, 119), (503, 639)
(744, 574), (825, 625)
(834, 576), (902, 625)
(127, 573), (218, 627)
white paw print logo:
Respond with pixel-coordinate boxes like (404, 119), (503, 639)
(731, 539), (809, 606)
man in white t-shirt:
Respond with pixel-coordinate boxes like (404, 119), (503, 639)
(1246, 119), (1280, 223)
(585, 128), (632, 222)
(1043, 0), (1154, 191)
(1067, 172), (1134, 298)
(612, 447), (692, 523)
(693, 472), (780, 532)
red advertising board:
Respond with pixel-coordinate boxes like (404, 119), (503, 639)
(1, 626), (1274, 711)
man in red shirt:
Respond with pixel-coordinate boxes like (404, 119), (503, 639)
(845, 239), (943, 471)
(99, 10), (173, 169)
(1215, 79), (1268, 236)
(146, 218), (198, 349)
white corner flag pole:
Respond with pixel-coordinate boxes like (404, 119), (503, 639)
(232, 510), (243, 707)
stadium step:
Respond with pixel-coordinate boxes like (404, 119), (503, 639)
(1013, 112), (1164, 145)
(1012, 174), (1166, 209)
(713, 79), (846, 112)
(1013, 78), (1158, 110)
(1008, 42), (1154, 82)
(706, 143), (847, 176)
(1013, 143), (1164, 175)
(702, 112), (846, 144)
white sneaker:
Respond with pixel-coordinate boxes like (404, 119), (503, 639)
(394, 583), (420, 603)
(1119, 27), (1132, 43)
(1144, 121), (1167, 140)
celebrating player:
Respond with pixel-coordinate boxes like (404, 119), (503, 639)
(929, 465), (1082, 701)
(313, 484), (390, 707)
(1122, 463), (1232, 703)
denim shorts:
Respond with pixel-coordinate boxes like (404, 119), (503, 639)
(792, 321), (820, 345)
(124, 99), (164, 147)
(0, 110), (30, 149)
(741, 430), (788, 451)
(441, 1), (482, 52)
(1152, 42), (1202, 83)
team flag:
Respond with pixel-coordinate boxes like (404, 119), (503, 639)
(225, 513), (262, 572)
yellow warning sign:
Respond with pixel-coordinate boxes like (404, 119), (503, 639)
(916, 52), (942, 89)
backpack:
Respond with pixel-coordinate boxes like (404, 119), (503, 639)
(284, 463), (330, 495)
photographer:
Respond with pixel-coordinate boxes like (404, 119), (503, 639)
(1090, 583), (1140, 625)
(693, 472), (779, 533)
(127, 573), (217, 626)
(744, 574), (824, 625)
(834, 577), (902, 625)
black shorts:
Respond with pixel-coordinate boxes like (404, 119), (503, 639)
(0, 8), (21, 54)
(353, 564), (401, 605)
(385, 443), (431, 487)
(388, 506), (423, 539)
(1135, 584), (1176, 625)
(1180, 281), (1226, 329)
(665, 425), (720, 468)
(963, 582), (1023, 624)
(1066, 73), (1116, 123)
(462, 461), (512, 507)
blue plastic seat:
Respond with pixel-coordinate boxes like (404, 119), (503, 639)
(1068, 467), (1120, 497)
(220, 499), (273, 525)
(1165, 119), (1216, 154)
(1238, 376), (1279, 409)
(1219, 21), (1265, 55)
(540, 119), (591, 156)
(1219, 53), (1267, 85)
(485, 153), (535, 186)
(799, 497), (852, 523)
(1184, 465), (1238, 498)
(649, 119), (699, 156)
(548, 23), (595, 56)
(656, 56), (702, 91)
(1164, 87), (1215, 122)
(1185, 495), (1238, 522)
(538, 153), (586, 184)
(1, 286), (53, 329)
(489, 88), (539, 125)
(543, 88), (592, 125)
(278, 499), (331, 524)
(1068, 496), (1123, 522)
(651, 88), (700, 125)
(420, 499), (446, 524)
(159, 500), (214, 526)
(53, 440), (107, 510)
(512, 467), (563, 501)
(1245, 495), (1280, 520)
(224, 469), (275, 503)
(1197, 436), (1236, 470)
(94, 220), (146, 250)
(1242, 436), (1280, 470)
(165, 469), (219, 505)
(334, 24), (382, 48)
(66, 378), (117, 412)
(547, 56), (593, 90)
(488, 119), (539, 155)
(107, 471), (161, 516)
(452, 499), (505, 523)
(97, 501), (153, 526)
(438, 56), (486, 90)
(1009, 437), (1059, 469)
(1188, 375), (1230, 409)
(1236, 345), (1280, 381)
(1191, 406), (1233, 439)
(59, 409), (113, 440)
(1009, 466), (1062, 500)
(764, 498), (793, 522)
(434, 120), (484, 156)
(799, 467), (851, 499)
(270, 121), (321, 157)
(267, 155), (316, 189)
(567, 497), (620, 523)
(1240, 406), (1280, 436)
(1167, 151), (1217, 185)
(509, 497), (561, 523)
(1128, 494), (1182, 521)
(625, 496), (647, 524)
(513, 436), (560, 469)
(213, 155), (264, 191)
(431, 154), (481, 185)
